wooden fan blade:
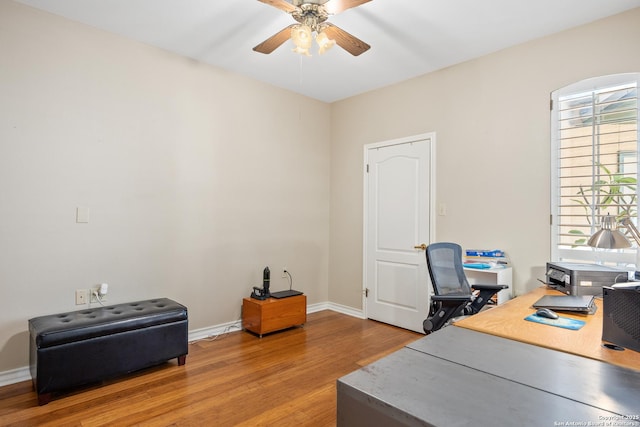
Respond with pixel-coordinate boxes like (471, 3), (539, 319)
(253, 25), (295, 54)
(257, 0), (298, 13)
(324, 0), (372, 14)
(323, 23), (370, 56)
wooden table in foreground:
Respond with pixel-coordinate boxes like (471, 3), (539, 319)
(454, 286), (640, 371)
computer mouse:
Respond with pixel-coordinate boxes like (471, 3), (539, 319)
(536, 308), (559, 319)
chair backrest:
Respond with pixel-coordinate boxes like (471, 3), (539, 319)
(425, 242), (472, 296)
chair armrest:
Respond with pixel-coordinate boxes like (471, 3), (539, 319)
(471, 283), (508, 291)
(467, 284), (508, 314)
(431, 295), (473, 303)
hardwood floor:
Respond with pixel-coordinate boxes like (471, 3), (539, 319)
(0, 310), (421, 426)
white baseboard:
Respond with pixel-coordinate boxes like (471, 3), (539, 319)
(187, 301), (364, 342)
(188, 319), (244, 342)
(323, 301), (366, 319)
(0, 366), (32, 388)
(0, 302), (365, 387)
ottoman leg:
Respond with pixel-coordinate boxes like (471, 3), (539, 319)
(37, 392), (52, 406)
(178, 354), (187, 366)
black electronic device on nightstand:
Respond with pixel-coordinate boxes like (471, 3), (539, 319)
(250, 267), (271, 300)
(270, 268), (302, 298)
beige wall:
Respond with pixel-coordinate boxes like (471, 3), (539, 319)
(1, 0), (639, 376)
(0, 1), (330, 372)
(329, 8), (640, 308)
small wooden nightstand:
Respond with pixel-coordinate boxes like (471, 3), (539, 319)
(242, 294), (306, 337)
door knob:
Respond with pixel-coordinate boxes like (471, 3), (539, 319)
(414, 244), (427, 250)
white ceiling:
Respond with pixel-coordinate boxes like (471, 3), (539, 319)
(14, 0), (640, 103)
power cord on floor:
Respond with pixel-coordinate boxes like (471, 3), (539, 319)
(190, 318), (243, 344)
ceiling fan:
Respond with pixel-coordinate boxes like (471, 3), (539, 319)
(253, 0), (371, 56)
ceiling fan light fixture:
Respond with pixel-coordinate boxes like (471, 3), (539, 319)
(316, 30), (335, 55)
(253, 0), (371, 57)
(291, 24), (312, 56)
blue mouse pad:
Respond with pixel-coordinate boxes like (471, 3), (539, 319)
(524, 314), (586, 330)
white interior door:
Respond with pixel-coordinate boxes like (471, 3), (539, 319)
(364, 134), (434, 333)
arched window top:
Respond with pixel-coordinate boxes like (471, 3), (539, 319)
(556, 73), (640, 98)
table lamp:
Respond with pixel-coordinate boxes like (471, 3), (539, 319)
(588, 214), (640, 274)
(587, 215), (632, 249)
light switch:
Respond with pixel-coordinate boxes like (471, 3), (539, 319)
(76, 207), (89, 223)
(438, 203), (447, 216)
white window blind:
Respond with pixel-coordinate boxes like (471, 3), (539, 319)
(551, 74), (640, 264)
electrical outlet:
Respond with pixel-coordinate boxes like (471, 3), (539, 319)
(282, 268), (287, 278)
(75, 289), (87, 305)
(90, 288), (107, 303)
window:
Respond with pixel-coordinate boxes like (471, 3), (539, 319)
(551, 73), (640, 265)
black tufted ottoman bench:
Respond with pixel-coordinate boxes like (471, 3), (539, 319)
(28, 298), (188, 405)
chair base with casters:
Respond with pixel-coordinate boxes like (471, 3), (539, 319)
(423, 242), (508, 334)
(423, 294), (473, 334)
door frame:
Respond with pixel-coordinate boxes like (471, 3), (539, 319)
(362, 132), (437, 318)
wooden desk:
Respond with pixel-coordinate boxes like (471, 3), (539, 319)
(454, 286), (640, 371)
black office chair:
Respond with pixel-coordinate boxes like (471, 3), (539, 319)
(423, 242), (508, 334)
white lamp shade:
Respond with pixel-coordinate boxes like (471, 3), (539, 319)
(291, 25), (312, 50)
(316, 30), (336, 54)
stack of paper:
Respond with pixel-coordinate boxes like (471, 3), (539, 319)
(464, 249), (510, 269)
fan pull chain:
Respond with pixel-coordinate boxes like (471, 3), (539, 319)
(298, 55), (304, 122)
